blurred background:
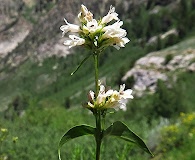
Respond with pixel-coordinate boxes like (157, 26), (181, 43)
(0, 0), (195, 159)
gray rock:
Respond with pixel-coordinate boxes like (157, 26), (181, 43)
(136, 56), (165, 68)
(122, 68), (167, 96)
(167, 53), (195, 71)
(122, 46), (195, 96)
(188, 63), (195, 72)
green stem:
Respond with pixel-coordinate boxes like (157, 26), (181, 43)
(95, 111), (102, 160)
(93, 53), (102, 160)
(94, 54), (99, 95)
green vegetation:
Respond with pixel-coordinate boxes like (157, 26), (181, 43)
(1, 42), (195, 159)
(164, 54), (173, 65)
(1, 70), (195, 159)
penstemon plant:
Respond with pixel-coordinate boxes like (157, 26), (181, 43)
(58, 4), (153, 160)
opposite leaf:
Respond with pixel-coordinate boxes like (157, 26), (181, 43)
(58, 125), (95, 160)
(104, 121), (153, 157)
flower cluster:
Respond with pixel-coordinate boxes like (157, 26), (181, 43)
(86, 83), (133, 111)
(60, 4), (130, 50)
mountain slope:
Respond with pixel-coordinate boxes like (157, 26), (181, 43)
(122, 37), (195, 96)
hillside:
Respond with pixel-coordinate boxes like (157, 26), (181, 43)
(122, 37), (195, 96)
(0, 0), (195, 159)
(0, 0), (195, 108)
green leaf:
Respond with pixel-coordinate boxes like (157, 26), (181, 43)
(104, 121), (154, 157)
(71, 54), (92, 75)
(58, 125), (95, 160)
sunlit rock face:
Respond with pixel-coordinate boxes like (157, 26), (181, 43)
(122, 39), (195, 96)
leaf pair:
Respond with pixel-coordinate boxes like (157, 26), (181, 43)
(58, 121), (153, 159)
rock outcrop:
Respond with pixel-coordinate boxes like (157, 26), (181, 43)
(122, 38), (195, 96)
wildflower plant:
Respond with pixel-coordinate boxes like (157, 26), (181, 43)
(58, 4), (153, 160)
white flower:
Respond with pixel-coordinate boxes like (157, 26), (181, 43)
(64, 35), (85, 48)
(60, 19), (80, 36)
(83, 19), (102, 33)
(80, 4), (89, 16)
(88, 90), (95, 102)
(86, 83), (133, 110)
(118, 100), (127, 111)
(61, 4), (130, 50)
(119, 84), (133, 99)
(101, 5), (119, 24)
(103, 20), (123, 30)
(112, 37), (130, 50)
(96, 85), (107, 105)
(100, 20), (130, 50)
(102, 21), (127, 38)
(78, 4), (93, 22)
(102, 28), (127, 39)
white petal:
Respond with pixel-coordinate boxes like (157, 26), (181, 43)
(99, 85), (105, 94)
(105, 90), (114, 96)
(96, 94), (106, 105)
(89, 90), (95, 101)
(81, 4), (89, 15)
(103, 21), (123, 31)
(69, 35), (85, 45)
(64, 40), (72, 46)
(63, 35), (85, 48)
(78, 4), (93, 22)
(102, 22), (127, 39)
(60, 19), (80, 36)
(122, 37), (130, 44)
(119, 84), (125, 92)
(63, 19), (80, 32)
(119, 103), (127, 111)
(101, 6), (119, 24)
(121, 89), (134, 99)
(84, 19), (102, 33)
(60, 25), (69, 36)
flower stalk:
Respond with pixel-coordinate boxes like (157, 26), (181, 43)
(95, 110), (102, 160)
(93, 52), (102, 160)
(94, 54), (99, 97)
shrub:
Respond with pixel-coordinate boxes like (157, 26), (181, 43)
(153, 80), (185, 118)
(164, 54), (173, 65)
(4, 94), (30, 120)
(157, 112), (195, 153)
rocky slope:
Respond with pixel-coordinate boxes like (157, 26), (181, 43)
(0, 0), (180, 70)
(122, 37), (195, 96)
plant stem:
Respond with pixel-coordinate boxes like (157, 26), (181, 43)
(94, 54), (99, 95)
(95, 110), (102, 160)
(94, 53), (102, 160)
